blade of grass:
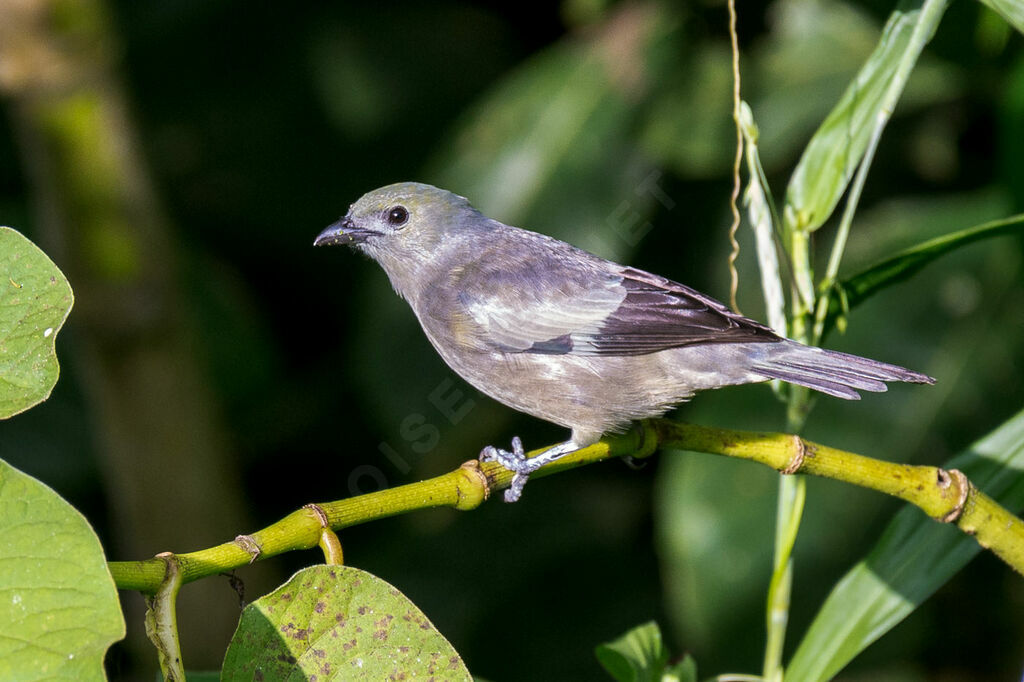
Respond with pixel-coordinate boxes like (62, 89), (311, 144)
(808, 0), (950, 343)
(739, 102), (787, 339)
(823, 213), (1024, 337)
(786, 407), (1024, 682)
(782, 0), (950, 236)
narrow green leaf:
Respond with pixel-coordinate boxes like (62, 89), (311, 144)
(222, 565), (470, 681)
(739, 102), (787, 338)
(783, 0), (950, 234)
(595, 621), (670, 682)
(825, 213), (1024, 334)
(0, 227), (74, 419)
(977, 0), (1024, 35)
(0, 459), (125, 680)
(786, 407), (1024, 682)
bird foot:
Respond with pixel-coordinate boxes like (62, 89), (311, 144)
(479, 436), (541, 503)
(480, 437), (582, 503)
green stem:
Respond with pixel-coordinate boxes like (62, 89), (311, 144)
(144, 554), (185, 681)
(764, 181), (814, 681)
(787, 231), (815, 317)
(108, 419), (1024, 595)
(762, 474), (805, 682)
(762, 393), (809, 681)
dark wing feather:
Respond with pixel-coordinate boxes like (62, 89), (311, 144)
(572, 267), (781, 355)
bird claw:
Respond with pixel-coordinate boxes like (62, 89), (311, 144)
(479, 435), (526, 469)
(479, 436), (538, 503)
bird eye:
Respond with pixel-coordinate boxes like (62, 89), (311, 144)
(386, 206), (409, 227)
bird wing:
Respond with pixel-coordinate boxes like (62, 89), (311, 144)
(452, 244), (780, 357)
(576, 267), (780, 355)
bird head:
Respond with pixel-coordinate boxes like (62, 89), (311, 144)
(315, 182), (484, 298)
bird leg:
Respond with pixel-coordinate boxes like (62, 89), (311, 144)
(479, 437), (580, 503)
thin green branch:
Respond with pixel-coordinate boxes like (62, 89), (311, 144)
(307, 503), (345, 566)
(786, 232), (816, 326)
(763, 447), (806, 682)
(108, 419), (1024, 595)
(762, 474), (805, 682)
(143, 554), (185, 681)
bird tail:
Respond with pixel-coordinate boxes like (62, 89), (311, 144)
(751, 343), (935, 400)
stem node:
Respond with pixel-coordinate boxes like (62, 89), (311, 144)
(233, 534), (262, 563)
(937, 469), (969, 524)
(454, 460), (490, 510)
(781, 436), (807, 475)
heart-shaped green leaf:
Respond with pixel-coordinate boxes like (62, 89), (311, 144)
(0, 227), (74, 419)
(222, 564), (470, 681)
(0, 459), (125, 680)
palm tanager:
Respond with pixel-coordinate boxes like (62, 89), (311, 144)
(315, 182), (934, 502)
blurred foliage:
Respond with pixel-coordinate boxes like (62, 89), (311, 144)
(1, 0), (1022, 680)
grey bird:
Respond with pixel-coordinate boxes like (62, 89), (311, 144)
(315, 182), (934, 502)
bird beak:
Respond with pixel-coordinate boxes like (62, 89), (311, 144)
(314, 217), (377, 246)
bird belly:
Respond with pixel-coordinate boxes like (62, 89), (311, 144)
(415, 303), (774, 436)
(423, 333), (698, 436)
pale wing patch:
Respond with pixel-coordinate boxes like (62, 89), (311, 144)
(458, 275), (625, 353)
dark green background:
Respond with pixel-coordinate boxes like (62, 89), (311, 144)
(1, 1), (1022, 679)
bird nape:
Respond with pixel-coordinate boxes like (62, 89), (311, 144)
(315, 182), (935, 502)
